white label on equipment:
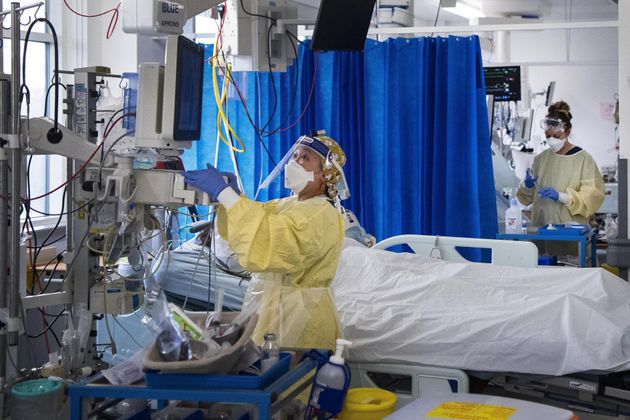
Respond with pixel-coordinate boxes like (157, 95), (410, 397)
(569, 381), (596, 392)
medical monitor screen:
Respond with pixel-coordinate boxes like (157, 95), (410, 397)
(311, 0), (377, 51)
(483, 66), (521, 102)
(174, 36), (204, 141)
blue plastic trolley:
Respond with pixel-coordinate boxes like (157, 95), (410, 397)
(497, 225), (597, 267)
(68, 352), (323, 420)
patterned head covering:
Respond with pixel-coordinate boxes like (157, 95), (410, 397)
(297, 131), (347, 199)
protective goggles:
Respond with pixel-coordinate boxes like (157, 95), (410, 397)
(540, 117), (565, 133)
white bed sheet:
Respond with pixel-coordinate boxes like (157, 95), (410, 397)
(333, 240), (630, 375)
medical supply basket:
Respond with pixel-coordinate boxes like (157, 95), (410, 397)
(68, 350), (325, 420)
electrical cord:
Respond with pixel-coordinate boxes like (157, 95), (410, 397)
(217, 57), (277, 166)
(38, 309), (62, 348)
(58, 132), (129, 294)
(207, 2), (228, 63)
(24, 152), (65, 293)
(28, 199), (93, 217)
(260, 23), (279, 135)
(38, 252), (64, 295)
(39, 259), (62, 295)
(30, 188), (67, 292)
(26, 309), (64, 339)
(286, 30), (308, 48)
(44, 79), (67, 118)
(239, 0), (276, 22)
(23, 18), (62, 142)
(261, 51), (319, 135)
(103, 108), (124, 130)
(104, 115), (125, 139)
(266, 30), (300, 137)
(24, 141), (104, 202)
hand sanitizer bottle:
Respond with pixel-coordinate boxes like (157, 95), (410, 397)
(505, 198), (523, 234)
(307, 339), (352, 417)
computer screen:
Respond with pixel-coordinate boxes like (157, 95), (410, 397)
(483, 66), (521, 102)
(311, 0), (377, 51)
(173, 36), (204, 140)
(162, 35), (205, 142)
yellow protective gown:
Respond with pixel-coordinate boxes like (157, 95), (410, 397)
(517, 148), (605, 227)
(217, 195), (345, 350)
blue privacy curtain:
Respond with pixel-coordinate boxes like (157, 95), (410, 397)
(184, 36), (496, 241)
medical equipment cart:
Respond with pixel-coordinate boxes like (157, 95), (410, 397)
(68, 352), (322, 420)
(496, 226), (597, 267)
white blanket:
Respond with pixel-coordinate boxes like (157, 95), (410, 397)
(333, 241), (630, 375)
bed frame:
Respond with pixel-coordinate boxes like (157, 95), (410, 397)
(347, 234), (539, 408)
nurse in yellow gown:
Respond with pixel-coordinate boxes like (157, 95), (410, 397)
(517, 101), (605, 227)
(183, 132), (347, 351)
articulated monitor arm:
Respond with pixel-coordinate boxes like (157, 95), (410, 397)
(27, 117), (112, 165)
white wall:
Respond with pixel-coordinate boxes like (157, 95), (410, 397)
(56, 1), (139, 75)
(526, 64), (618, 168)
(486, 27), (619, 169)
(86, 2), (138, 75)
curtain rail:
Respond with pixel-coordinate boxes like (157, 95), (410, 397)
(299, 20), (618, 37)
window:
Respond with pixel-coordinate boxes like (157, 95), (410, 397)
(4, 1), (65, 223)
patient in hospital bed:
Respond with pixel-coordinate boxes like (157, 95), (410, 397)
(155, 216), (630, 377)
(334, 238), (630, 376)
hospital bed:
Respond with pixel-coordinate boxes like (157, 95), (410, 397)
(101, 235), (630, 416)
(342, 234), (630, 416)
(345, 234), (538, 407)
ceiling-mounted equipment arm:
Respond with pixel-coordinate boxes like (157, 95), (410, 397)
(121, 0), (225, 35)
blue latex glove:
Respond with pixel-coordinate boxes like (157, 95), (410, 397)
(182, 163), (228, 200)
(221, 171), (241, 195)
(538, 187), (559, 201)
(524, 168), (538, 189)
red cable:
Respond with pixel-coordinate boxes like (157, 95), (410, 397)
(267, 52), (319, 134)
(220, 52), (319, 138)
(23, 222), (51, 352)
(63, 0), (118, 18)
(208, 5), (227, 63)
(21, 112), (123, 202)
(63, 0), (121, 39)
(25, 142), (104, 202)
(104, 115), (123, 139)
(106, 5), (121, 40)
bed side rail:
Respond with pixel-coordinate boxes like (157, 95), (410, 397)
(374, 234), (538, 268)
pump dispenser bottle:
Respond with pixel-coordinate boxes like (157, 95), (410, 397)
(307, 339), (352, 418)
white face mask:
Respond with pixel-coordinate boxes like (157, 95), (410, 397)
(547, 137), (566, 153)
(284, 159), (314, 194)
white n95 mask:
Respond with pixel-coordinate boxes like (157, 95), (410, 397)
(284, 159), (314, 194)
(547, 137), (565, 153)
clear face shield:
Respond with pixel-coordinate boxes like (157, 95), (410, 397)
(540, 117), (565, 135)
(255, 135), (350, 203)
